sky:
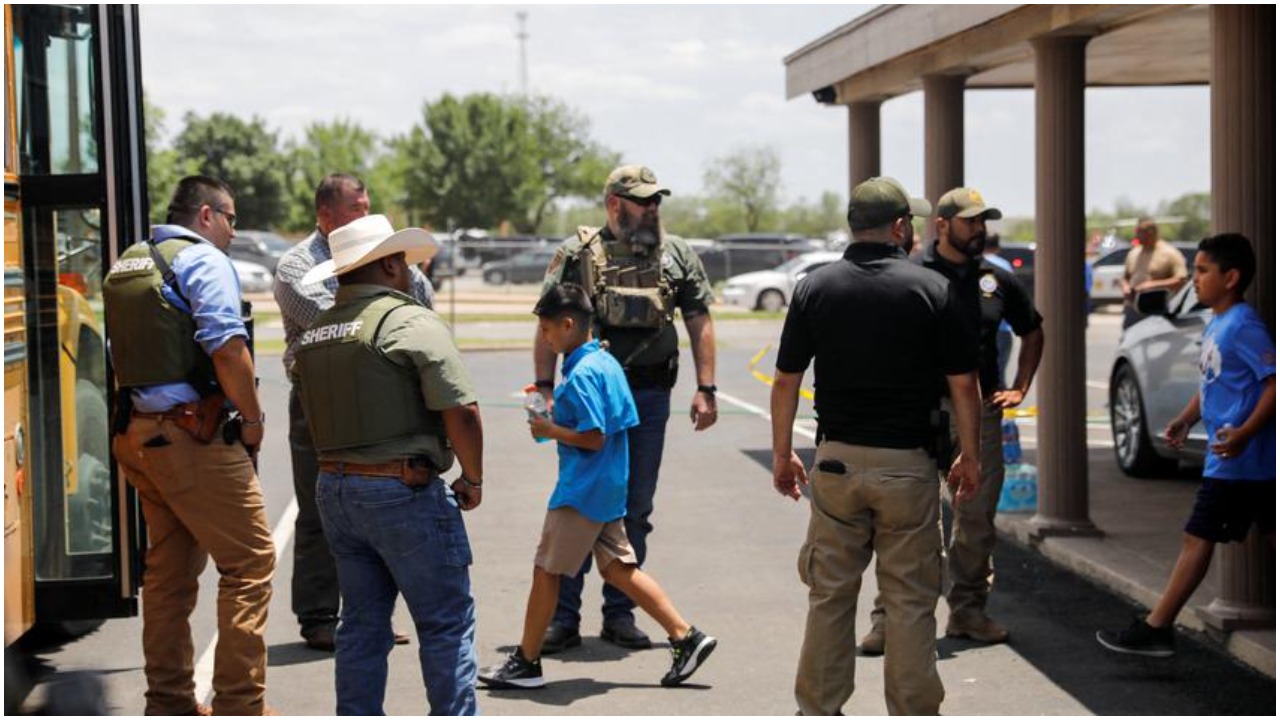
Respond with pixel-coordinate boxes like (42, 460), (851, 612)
(139, 4), (1211, 219)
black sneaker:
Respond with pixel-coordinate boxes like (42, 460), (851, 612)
(540, 624), (581, 655)
(661, 627), (717, 687)
(1096, 617), (1175, 658)
(478, 649), (545, 689)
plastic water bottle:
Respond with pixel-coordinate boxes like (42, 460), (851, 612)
(523, 384), (551, 444)
(998, 463), (1038, 513)
(1001, 417), (1022, 464)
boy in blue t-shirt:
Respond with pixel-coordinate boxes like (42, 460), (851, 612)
(1098, 233), (1275, 658)
(479, 283), (716, 690)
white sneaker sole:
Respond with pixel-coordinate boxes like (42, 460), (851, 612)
(478, 673), (546, 689)
(663, 635), (718, 686)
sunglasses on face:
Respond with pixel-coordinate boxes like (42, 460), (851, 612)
(623, 194), (662, 208)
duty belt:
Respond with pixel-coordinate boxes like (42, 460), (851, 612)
(318, 457), (437, 487)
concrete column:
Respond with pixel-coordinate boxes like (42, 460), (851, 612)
(923, 74), (966, 207)
(1199, 4), (1276, 632)
(1028, 34), (1098, 538)
(847, 100), (882, 190)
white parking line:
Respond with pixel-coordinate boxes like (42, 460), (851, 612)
(717, 390), (816, 440)
(1086, 380), (1110, 390)
(194, 496), (299, 704)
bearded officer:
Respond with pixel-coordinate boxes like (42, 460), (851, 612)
(292, 214), (484, 715)
(860, 187), (1044, 655)
(532, 165), (718, 652)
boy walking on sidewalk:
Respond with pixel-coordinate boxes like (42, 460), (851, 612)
(480, 283), (717, 689)
(1097, 233), (1275, 657)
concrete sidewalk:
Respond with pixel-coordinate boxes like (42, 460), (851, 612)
(995, 446), (1275, 677)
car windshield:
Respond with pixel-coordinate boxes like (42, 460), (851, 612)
(775, 255), (812, 273)
(259, 233), (292, 252)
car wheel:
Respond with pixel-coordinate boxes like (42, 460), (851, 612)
(484, 270), (506, 285)
(757, 289), (785, 312)
(1110, 363), (1175, 477)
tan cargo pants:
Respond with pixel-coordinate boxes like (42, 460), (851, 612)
(115, 415), (275, 716)
(794, 441), (944, 716)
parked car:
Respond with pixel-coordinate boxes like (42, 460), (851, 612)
(229, 229), (292, 274)
(1109, 283), (1208, 476)
(481, 247), (559, 285)
(232, 258), (273, 294)
(997, 243), (1035, 296)
(1090, 242), (1198, 306)
(705, 233), (826, 283)
(721, 251), (843, 311)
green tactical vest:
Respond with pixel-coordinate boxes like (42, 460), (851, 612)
(293, 291), (447, 460)
(103, 236), (218, 391)
(574, 226), (674, 330)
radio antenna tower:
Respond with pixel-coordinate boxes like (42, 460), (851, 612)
(516, 11), (529, 96)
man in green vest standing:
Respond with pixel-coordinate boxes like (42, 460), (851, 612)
(104, 175), (275, 716)
(292, 214), (485, 715)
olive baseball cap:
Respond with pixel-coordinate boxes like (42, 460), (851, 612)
(936, 187), (1003, 220)
(604, 165), (671, 200)
(846, 176), (932, 231)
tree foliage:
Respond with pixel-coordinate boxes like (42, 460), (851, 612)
(282, 120), (380, 232)
(703, 144), (782, 232)
(141, 95), (189, 224)
(173, 112), (288, 229)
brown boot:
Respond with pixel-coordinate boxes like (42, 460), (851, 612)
(858, 626), (885, 656)
(945, 611), (1010, 644)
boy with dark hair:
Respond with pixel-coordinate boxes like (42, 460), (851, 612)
(479, 283), (716, 689)
(1097, 233), (1274, 657)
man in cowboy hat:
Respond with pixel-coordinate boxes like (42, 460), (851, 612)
(291, 214), (484, 715)
(273, 173), (431, 651)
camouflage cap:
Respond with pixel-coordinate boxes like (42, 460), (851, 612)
(936, 187), (1003, 221)
(604, 165), (671, 200)
(847, 176), (931, 231)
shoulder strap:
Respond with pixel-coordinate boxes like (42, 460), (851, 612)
(146, 236), (199, 308)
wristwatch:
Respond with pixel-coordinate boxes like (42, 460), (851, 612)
(242, 413), (265, 427)
(697, 384), (717, 398)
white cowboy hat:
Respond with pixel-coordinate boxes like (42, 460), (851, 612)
(300, 214), (438, 285)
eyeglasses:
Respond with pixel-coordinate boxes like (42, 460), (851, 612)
(212, 206), (238, 229)
(622, 194), (662, 209)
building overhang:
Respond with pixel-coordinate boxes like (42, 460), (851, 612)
(785, 4), (1210, 104)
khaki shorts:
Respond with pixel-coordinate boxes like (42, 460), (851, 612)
(534, 507), (637, 576)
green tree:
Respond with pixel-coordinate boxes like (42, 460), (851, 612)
(1160, 191), (1211, 242)
(282, 119), (381, 232)
(401, 93), (538, 232)
(401, 93), (620, 234)
(141, 95), (190, 224)
(174, 112), (288, 229)
(703, 144), (783, 232)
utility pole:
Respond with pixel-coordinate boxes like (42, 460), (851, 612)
(516, 11), (529, 96)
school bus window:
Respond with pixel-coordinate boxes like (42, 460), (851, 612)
(14, 5), (100, 177)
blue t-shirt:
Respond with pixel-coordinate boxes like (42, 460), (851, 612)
(1199, 302), (1276, 480)
(549, 340), (640, 521)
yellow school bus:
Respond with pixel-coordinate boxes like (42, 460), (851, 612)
(5, 4), (147, 644)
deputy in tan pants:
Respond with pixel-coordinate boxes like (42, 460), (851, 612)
(104, 176), (275, 715)
(771, 177), (981, 715)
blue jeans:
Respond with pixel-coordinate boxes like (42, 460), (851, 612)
(315, 473), (477, 716)
(554, 386), (670, 628)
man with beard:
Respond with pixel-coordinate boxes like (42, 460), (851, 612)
(532, 165), (718, 653)
(859, 187), (1045, 655)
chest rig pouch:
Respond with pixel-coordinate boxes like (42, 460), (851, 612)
(574, 226), (674, 330)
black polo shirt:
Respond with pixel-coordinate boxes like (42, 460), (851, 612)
(776, 242), (978, 449)
(918, 242), (1042, 395)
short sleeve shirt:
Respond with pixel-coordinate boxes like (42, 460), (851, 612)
(322, 284), (475, 467)
(776, 242), (977, 448)
(542, 228), (714, 368)
(1199, 302), (1276, 481)
(549, 340), (641, 521)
